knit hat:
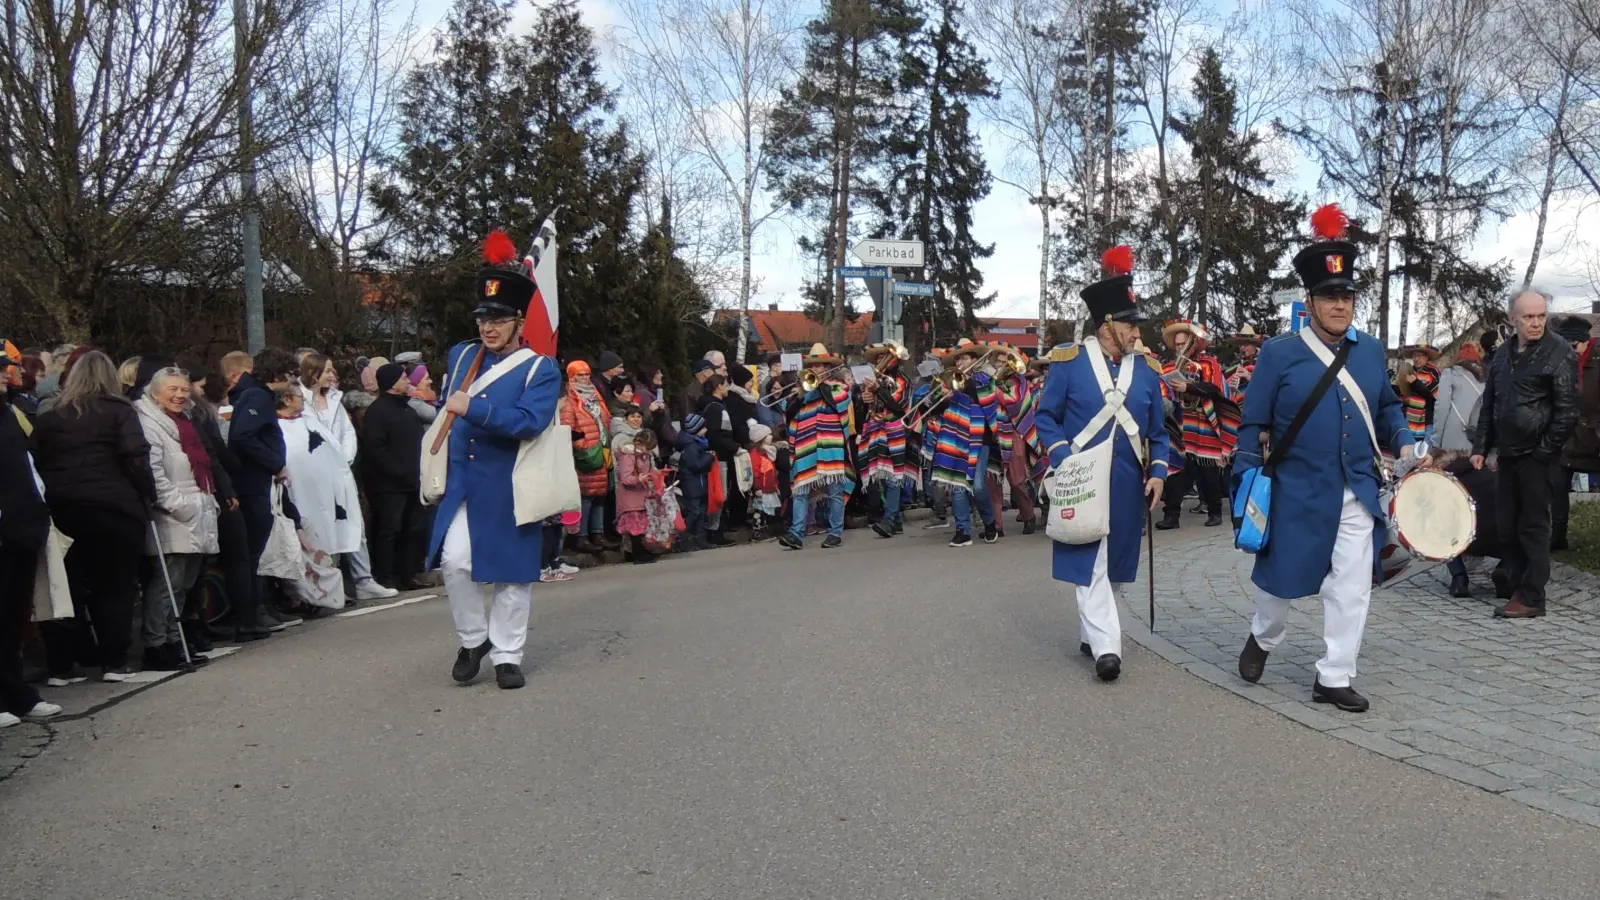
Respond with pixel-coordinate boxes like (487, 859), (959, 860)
(375, 363), (406, 393)
(566, 359), (591, 378)
(597, 350), (624, 373)
(748, 423), (772, 444)
(1456, 343), (1482, 363)
(683, 413), (706, 434)
(1557, 316), (1592, 343)
(408, 365), (429, 386)
(730, 364), (753, 387)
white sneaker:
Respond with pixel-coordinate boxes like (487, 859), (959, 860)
(46, 675), (87, 688)
(102, 668), (137, 683)
(23, 701), (61, 720)
(355, 580), (399, 600)
(0, 712), (19, 728)
(557, 562), (579, 575)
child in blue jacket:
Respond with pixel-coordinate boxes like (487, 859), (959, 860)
(675, 413), (715, 551)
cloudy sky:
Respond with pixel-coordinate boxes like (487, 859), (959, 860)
(411, 0), (1598, 339)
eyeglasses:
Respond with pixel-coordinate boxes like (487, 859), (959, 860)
(476, 316), (517, 327)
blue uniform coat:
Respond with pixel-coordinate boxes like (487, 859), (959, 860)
(1036, 345), (1171, 585)
(426, 341), (562, 584)
(1231, 329), (1410, 599)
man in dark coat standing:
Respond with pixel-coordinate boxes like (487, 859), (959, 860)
(0, 392), (60, 725)
(221, 347), (298, 639)
(1472, 289), (1580, 618)
(361, 363), (427, 590)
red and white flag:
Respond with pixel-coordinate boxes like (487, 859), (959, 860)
(520, 214), (559, 357)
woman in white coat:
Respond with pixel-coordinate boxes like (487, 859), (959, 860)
(298, 353), (396, 601)
(137, 368), (220, 672)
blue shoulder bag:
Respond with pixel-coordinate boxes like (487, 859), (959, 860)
(1233, 337), (1353, 554)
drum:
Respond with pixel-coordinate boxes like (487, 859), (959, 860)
(1389, 469), (1476, 562)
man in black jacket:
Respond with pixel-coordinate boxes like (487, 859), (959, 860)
(362, 363), (426, 589)
(1471, 289), (1580, 618)
(222, 347), (298, 638)
(0, 393), (60, 724)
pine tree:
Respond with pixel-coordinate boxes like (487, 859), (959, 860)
(1167, 46), (1300, 331)
(881, 0), (996, 356)
(374, 0), (663, 359)
(764, 0), (920, 352)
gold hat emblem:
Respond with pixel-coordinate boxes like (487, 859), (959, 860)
(484, 279), (501, 296)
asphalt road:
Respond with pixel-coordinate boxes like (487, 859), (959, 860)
(5, 518), (1599, 899)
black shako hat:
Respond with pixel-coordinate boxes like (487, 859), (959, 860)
(1292, 204), (1359, 296)
(474, 230), (537, 318)
(1079, 245), (1148, 325)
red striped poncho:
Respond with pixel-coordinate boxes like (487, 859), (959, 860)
(996, 373), (1045, 479)
(789, 382), (853, 491)
(857, 372), (911, 485)
(1164, 353), (1236, 465)
(929, 377), (995, 491)
(1404, 362), (1440, 436)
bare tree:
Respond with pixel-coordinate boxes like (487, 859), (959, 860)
(0, 0), (313, 342)
(973, 0), (1074, 348)
(613, 0), (802, 362)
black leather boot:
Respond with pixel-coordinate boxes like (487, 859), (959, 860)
(1448, 573), (1472, 598)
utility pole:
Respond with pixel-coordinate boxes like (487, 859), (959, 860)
(236, 0), (265, 353)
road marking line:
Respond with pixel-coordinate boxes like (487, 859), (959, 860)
(335, 593), (438, 618)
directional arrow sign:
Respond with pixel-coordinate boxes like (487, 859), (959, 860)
(837, 265), (889, 279)
(853, 239), (924, 267)
(891, 281), (935, 297)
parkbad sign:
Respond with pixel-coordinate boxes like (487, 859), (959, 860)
(853, 239), (924, 267)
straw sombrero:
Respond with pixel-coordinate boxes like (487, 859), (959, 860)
(1400, 343), (1441, 360)
(863, 342), (904, 364)
(1225, 323), (1263, 345)
(1161, 319), (1211, 348)
(803, 342), (842, 365)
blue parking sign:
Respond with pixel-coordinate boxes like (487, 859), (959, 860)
(1290, 299), (1309, 333)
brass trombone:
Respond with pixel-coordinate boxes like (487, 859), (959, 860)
(759, 364), (848, 407)
(870, 340), (910, 377)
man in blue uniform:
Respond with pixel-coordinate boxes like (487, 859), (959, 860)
(1231, 205), (1427, 713)
(429, 232), (563, 690)
(1036, 246), (1171, 682)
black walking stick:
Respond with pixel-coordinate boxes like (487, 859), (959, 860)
(1146, 439), (1156, 633)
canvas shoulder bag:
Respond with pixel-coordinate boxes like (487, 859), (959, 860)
(513, 357), (583, 525)
(1233, 333), (1354, 554)
(420, 346), (533, 506)
(1046, 343), (1141, 545)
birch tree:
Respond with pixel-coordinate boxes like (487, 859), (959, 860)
(614, 0), (803, 363)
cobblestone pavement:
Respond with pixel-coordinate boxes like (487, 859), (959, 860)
(0, 722), (53, 783)
(1119, 532), (1600, 828)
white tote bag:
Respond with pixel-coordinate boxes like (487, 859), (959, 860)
(1045, 342), (1141, 546)
(31, 523), (74, 622)
(420, 346), (534, 506)
(513, 357), (582, 525)
(257, 483), (304, 579)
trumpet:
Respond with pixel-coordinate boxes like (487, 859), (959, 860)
(759, 364), (848, 407)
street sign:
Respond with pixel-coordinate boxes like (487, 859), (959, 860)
(1290, 300), (1309, 333)
(838, 265), (889, 279)
(853, 239), (924, 267)
(891, 281), (935, 297)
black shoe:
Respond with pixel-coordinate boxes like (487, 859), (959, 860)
(1079, 642), (1092, 658)
(495, 663), (526, 690)
(1155, 512), (1180, 531)
(1312, 680), (1369, 713)
(452, 640), (492, 684)
(821, 534), (842, 549)
(1204, 513), (1223, 527)
(892, 521), (903, 535)
(778, 534), (803, 551)
(182, 621), (214, 654)
(1491, 568), (1513, 600)
(871, 521), (894, 539)
(1095, 654), (1122, 682)
(1022, 521), (1036, 535)
(709, 531), (736, 547)
(982, 523), (998, 544)
(169, 643), (207, 667)
(569, 536), (600, 555)
(1237, 634), (1269, 683)
(1448, 573), (1472, 598)
(233, 627), (271, 643)
(1551, 524), (1569, 552)
(949, 530), (972, 548)
(142, 645), (190, 673)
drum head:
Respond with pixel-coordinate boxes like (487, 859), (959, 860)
(1391, 469), (1476, 561)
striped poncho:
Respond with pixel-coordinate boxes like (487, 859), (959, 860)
(929, 379), (995, 493)
(857, 372), (911, 485)
(1164, 353), (1237, 466)
(1403, 362), (1440, 436)
(996, 373), (1046, 480)
(789, 381), (853, 491)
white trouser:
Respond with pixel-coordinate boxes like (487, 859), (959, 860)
(1075, 539), (1121, 659)
(440, 505), (532, 666)
(1251, 487), (1373, 688)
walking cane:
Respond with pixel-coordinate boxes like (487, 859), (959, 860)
(1145, 439), (1156, 634)
(149, 524), (195, 668)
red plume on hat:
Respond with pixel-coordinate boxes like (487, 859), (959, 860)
(483, 229), (519, 266)
(1311, 204), (1349, 241)
(1102, 245), (1135, 277)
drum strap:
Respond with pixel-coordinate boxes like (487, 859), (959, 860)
(1264, 337), (1353, 476)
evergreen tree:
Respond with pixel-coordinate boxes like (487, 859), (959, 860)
(881, 0), (996, 356)
(374, 0), (667, 359)
(764, 0), (920, 352)
(1167, 46), (1300, 331)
